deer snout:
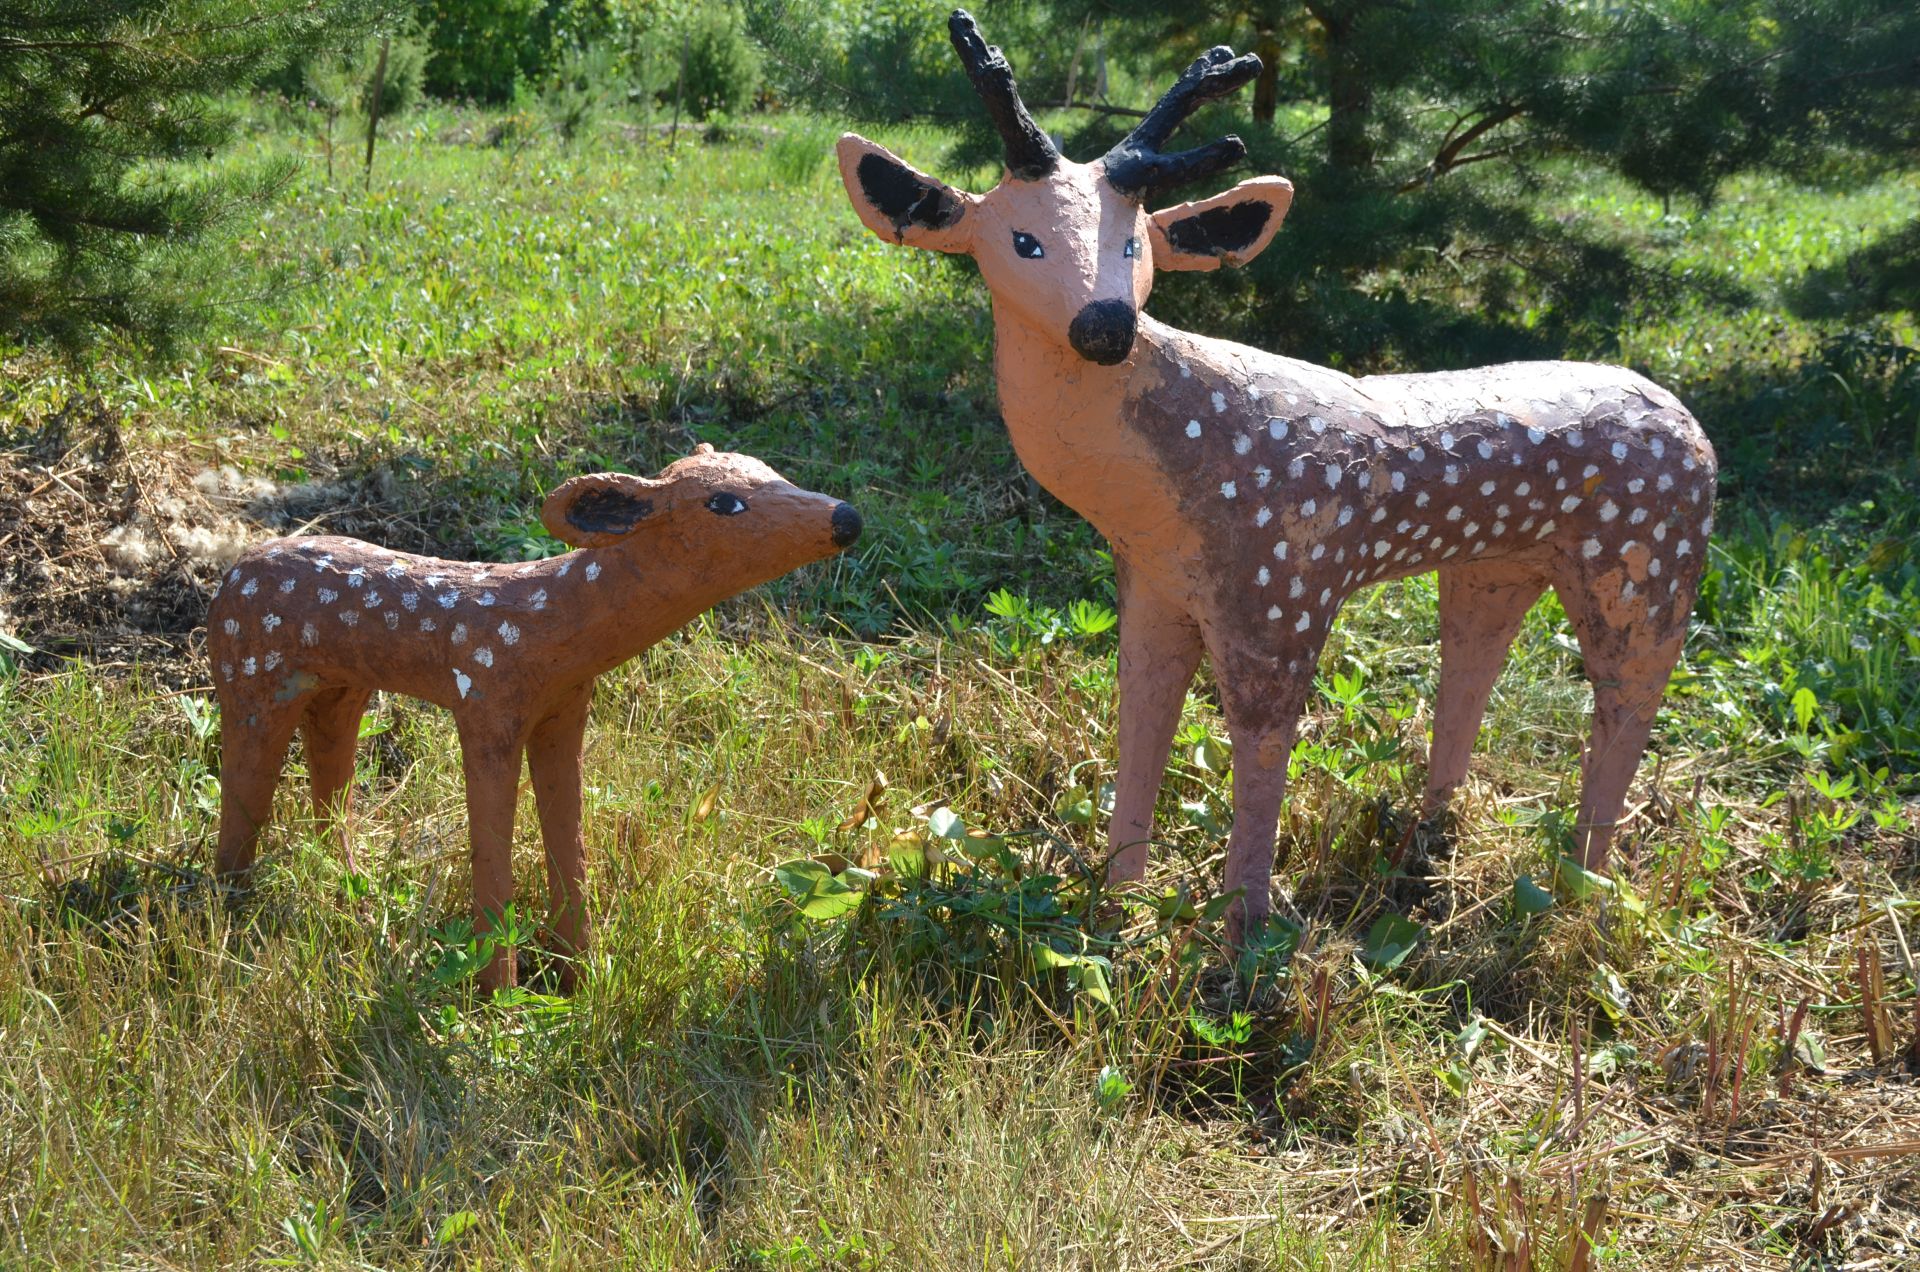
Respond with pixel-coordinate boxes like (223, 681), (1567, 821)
(830, 501), (863, 547)
(1067, 299), (1137, 365)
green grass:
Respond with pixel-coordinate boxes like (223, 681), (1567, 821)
(1, 102), (1918, 1268)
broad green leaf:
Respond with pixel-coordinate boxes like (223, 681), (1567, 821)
(435, 1211), (480, 1245)
(1362, 913), (1424, 971)
(1555, 855), (1614, 899)
(928, 806), (966, 839)
(1514, 874), (1554, 916)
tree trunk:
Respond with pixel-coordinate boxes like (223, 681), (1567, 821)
(1308, 1), (1374, 174)
(1252, 27), (1282, 126)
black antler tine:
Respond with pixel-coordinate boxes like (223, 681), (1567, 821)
(948, 9), (1060, 181)
(1102, 46), (1262, 200)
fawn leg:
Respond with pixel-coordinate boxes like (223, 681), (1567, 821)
(528, 684), (593, 989)
(457, 718), (525, 992)
(302, 687), (372, 870)
(1107, 558), (1204, 885)
(215, 698), (303, 877)
(1424, 561), (1548, 818)
(1554, 574), (1691, 872)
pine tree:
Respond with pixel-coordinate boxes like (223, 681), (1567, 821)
(0, 0), (392, 354)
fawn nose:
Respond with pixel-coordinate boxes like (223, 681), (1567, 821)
(830, 502), (863, 547)
(1068, 299), (1137, 365)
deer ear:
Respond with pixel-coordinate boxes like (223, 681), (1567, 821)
(1148, 177), (1293, 272)
(540, 473), (663, 549)
(837, 134), (976, 254)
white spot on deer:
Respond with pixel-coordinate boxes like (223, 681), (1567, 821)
(1647, 557), (1663, 578)
(313, 554), (334, 572)
(419, 617), (437, 633)
(1479, 480), (1496, 496)
(1547, 459), (1561, 474)
(585, 562), (601, 582)
(1581, 538), (1602, 559)
(478, 592), (496, 607)
(1257, 566), (1271, 586)
(1310, 416), (1327, 433)
(1567, 430), (1584, 448)
(1611, 442), (1629, 460)
(279, 578), (296, 594)
(1311, 543), (1326, 560)
(1701, 514), (1714, 537)
(1477, 441), (1494, 459)
(1273, 541), (1289, 561)
(426, 574), (445, 588)
(227, 567), (242, 584)
(1370, 507), (1388, 524)
(1415, 491), (1430, 508)
(1464, 522), (1481, 538)
(1255, 506), (1273, 528)
(1409, 446), (1426, 462)
(1582, 464), (1599, 480)
(1295, 612), (1311, 632)
(363, 591), (381, 608)
(222, 618), (240, 636)
(1390, 470), (1406, 492)
(1325, 462), (1342, 488)
(1599, 500), (1618, 522)
(1267, 419), (1287, 441)
(1357, 470), (1371, 490)
(1444, 465), (1460, 485)
(240, 578), (258, 598)
(346, 568), (366, 589)
(1234, 433), (1252, 455)
(1514, 482), (1531, 497)
(386, 563), (406, 579)
(1267, 605), (1282, 621)
(1536, 519), (1557, 537)
(452, 623), (469, 645)
(1675, 539), (1692, 557)
(1443, 545), (1460, 558)
(1496, 503), (1510, 517)
(453, 669), (472, 699)
(1212, 391), (1227, 414)
(1220, 481), (1237, 499)
(340, 610), (359, 627)
(401, 592), (418, 611)
(1252, 466), (1272, 490)
(475, 646), (494, 668)
(1288, 457), (1306, 479)
(264, 651), (283, 672)
(262, 613), (282, 633)
(1179, 361), (1191, 378)
(1650, 437), (1665, 459)
(438, 590), (459, 609)
(220, 662), (234, 681)
(1652, 522), (1667, 542)
(498, 621), (520, 646)
(1186, 420), (1202, 438)
(1301, 499), (1317, 517)
(1438, 430), (1455, 451)
(1446, 506), (1463, 522)
(1491, 521), (1506, 536)
(1561, 495), (1583, 513)
(1526, 426), (1545, 444)
(1337, 506), (1354, 526)
(383, 611), (399, 629)
(243, 657), (257, 676)
(1657, 473), (1674, 492)
(1373, 539), (1390, 559)
(1519, 516), (1535, 532)
(1289, 577), (1305, 598)
(555, 559), (573, 578)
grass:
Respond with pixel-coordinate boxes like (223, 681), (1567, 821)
(1, 99), (1918, 1268)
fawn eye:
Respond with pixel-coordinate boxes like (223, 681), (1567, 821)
(706, 492), (749, 516)
(1123, 237), (1138, 259)
(1011, 231), (1044, 259)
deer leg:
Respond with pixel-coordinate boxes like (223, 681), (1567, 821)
(456, 718), (526, 992)
(1107, 558), (1204, 885)
(302, 687), (372, 870)
(1424, 562), (1548, 818)
(1553, 575), (1691, 873)
(1212, 643), (1318, 948)
(215, 698), (304, 877)
(527, 685), (593, 990)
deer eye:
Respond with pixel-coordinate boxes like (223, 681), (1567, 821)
(1011, 231), (1044, 259)
(705, 492), (749, 516)
(1123, 237), (1138, 259)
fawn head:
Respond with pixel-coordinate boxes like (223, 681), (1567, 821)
(540, 444), (860, 587)
(838, 9), (1293, 366)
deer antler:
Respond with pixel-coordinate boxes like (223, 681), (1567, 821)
(948, 9), (1060, 181)
(1102, 46), (1263, 200)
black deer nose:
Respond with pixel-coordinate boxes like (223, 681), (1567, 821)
(1067, 299), (1137, 365)
(830, 502), (863, 547)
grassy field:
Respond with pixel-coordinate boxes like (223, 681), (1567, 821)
(1, 102), (1918, 1268)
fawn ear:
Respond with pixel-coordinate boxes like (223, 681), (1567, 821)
(541, 473), (663, 549)
(837, 134), (976, 254)
(1148, 177), (1293, 272)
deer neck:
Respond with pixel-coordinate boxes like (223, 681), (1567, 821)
(986, 300), (1203, 583)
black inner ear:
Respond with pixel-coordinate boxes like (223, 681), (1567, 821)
(1164, 200), (1272, 258)
(858, 152), (965, 237)
(566, 487), (654, 536)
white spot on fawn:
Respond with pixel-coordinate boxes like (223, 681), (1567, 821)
(1289, 577), (1305, 598)
(1220, 482), (1237, 499)
(318, 588), (338, 604)
(1255, 506), (1272, 527)
(242, 657), (257, 676)
(1326, 463), (1342, 488)
(585, 562), (601, 582)
(240, 578), (258, 598)
(532, 589), (548, 610)
(498, 621), (519, 645)
(264, 651), (282, 672)
(279, 578), (296, 594)
(475, 647), (493, 668)
(451, 623), (467, 644)
(1186, 420), (1202, 438)
(1295, 612), (1311, 632)
(1599, 500), (1618, 522)
(1561, 495), (1583, 512)
(1268, 419), (1287, 441)
(301, 622), (318, 646)
(223, 618), (240, 636)
(1234, 433), (1252, 455)
(1257, 566), (1271, 586)
(1212, 391), (1227, 414)
(1527, 426), (1545, 444)
(1267, 605), (1282, 621)
(420, 617), (437, 632)
(453, 669), (471, 699)
(438, 591), (459, 609)
(262, 614), (281, 633)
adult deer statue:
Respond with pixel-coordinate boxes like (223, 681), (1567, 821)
(839, 10), (1715, 941)
(209, 445), (863, 989)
